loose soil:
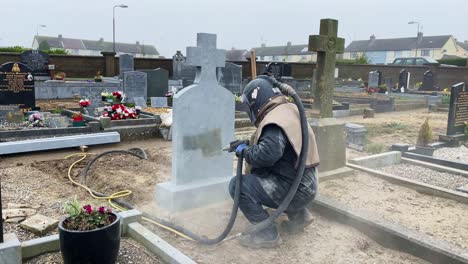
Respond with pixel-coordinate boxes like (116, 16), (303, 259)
(320, 172), (468, 251)
(143, 211), (427, 264)
(25, 237), (162, 264)
(379, 163), (468, 191)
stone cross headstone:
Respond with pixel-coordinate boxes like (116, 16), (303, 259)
(20, 50), (50, 78)
(134, 97), (147, 108)
(447, 82), (468, 136)
(123, 71), (147, 104)
(0, 62), (35, 108)
(398, 69), (410, 93)
(141, 68), (169, 98)
(156, 33), (233, 211)
(308, 18), (345, 117)
(217, 62), (242, 94)
(172, 51), (185, 80)
(151, 97), (168, 107)
(368, 71), (380, 89)
(119, 54), (134, 77)
(421, 70), (435, 91)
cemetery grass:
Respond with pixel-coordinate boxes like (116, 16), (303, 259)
(320, 171), (468, 251)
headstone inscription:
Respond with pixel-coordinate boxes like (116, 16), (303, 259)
(421, 70), (435, 91)
(20, 50), (50, 78)
(119, 54), (134, 76)
(264, 62), (292, 80)
(156, 33), (234, 211)
(134, 97), (147, 108)
(216, 62), (242, 94)
(0, 62), (35, 108)
(141, 68), (169, 98)
(447, 82), (468, 136)
(151, 97), (168, 108)
(123, 71), (147, 104)
(398, 69), (410, 93)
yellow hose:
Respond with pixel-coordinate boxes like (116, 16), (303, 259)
(65, 153), (194, 241)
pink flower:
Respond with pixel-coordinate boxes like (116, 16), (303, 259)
(83, 204), (92, 214)
(98, 206), (105, 214)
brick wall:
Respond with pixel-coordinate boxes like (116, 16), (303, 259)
(1, 52), (466, 88)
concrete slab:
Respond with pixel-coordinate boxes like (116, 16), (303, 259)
(127, 222), (196, 264)
(349, 151), (401, 168)
(20, 215), (59, 236)
(0, 233), (21, 264)
(319, 167), (355, 183)
(118, 210), (142, 235)
(156, 177), (231, 211)
(457, 183), (468, 194)
(0, 132), (120, 155)
(21, 235), (59, 260)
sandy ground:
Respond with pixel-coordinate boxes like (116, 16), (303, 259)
(320, 172), (468, 251)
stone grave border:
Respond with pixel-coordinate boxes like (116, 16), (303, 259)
(401, 152), (468, 172)
(347, 151), (468, 205)
(2, 200), (466, 264)
(0, 210), (195, 264)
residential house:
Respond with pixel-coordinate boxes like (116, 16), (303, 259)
(251, 42), (317, 62)
(344, 33), (460, 64)
(455, 41), (468, 58)
(32, 35), (160, 58)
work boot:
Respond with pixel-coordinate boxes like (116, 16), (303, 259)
(281, 208), (314, 234)
(239, 225), (282, 249)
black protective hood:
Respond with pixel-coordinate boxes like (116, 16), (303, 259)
(241, 75), (283, 124)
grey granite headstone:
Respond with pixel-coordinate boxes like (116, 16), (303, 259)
(368, 71), (380, 89)
(0, 105), (20, 120)
(156, 33), (233, 211)
(151, 97), (168, 107)
(141, 68), (169, 98)
(134, 97), (147, 108)
(119, 54), (134, 76)
(384, 77), (393, 91)
(345, 123), (367, 151)
(79, 87), (109, 117)
(169, 80), (183, 92)
(123, 71), (147, 104)
(217, 62), (242, 94)
(45, 114), (69, 128)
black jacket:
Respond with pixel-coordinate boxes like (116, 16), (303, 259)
(243, 124), (317, 201)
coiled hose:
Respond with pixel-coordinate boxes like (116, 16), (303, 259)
(75, 79), (308, 244)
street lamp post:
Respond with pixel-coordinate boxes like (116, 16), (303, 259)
(113, 4), (128, 54)
(36, 24), (46, 36)
(408, 21), (421, 57)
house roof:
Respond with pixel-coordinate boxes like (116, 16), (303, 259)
(345, 35), (452, 52)
(252, 44), (316, 56)
(457, 41), (468, 51)
(34, 35), (159, 55)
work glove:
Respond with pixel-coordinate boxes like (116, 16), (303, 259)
(227, 140), (249, 153)
(235, 144), (248, 157)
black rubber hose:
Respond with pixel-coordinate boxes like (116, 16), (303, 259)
(243, 80), (309, 235)
(82, 148), (243, 245)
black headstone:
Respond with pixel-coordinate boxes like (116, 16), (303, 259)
(398, 69), (410, 93)
(20, 50), (50, 77)
(376, 70), (383, 86)
(264, 62), (292, 80)
(0, 62), (35, 108)
(141, 68), (169, 98)
(384, 77), (393, 90)
(421, 70), (435, 91)
(447, 82), (468, 136)
(217, 62), (242, 94)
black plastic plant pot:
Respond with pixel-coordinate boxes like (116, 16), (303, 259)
(59, 212), (121, 264)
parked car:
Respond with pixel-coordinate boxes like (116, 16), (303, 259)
(391, 57), (439, 66)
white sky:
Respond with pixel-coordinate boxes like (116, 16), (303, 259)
(2, 0), (467, 57)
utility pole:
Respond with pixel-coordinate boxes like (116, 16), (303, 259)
(113, 4), (128, 54)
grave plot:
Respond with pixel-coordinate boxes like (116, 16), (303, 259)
(433, 146), (468, 163)
(319, 171), (468, 251)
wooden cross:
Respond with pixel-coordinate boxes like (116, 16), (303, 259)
(309, 19), (345, 118)
(186, 33), (225, 85)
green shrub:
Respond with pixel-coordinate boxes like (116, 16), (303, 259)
(337, 54), (370, 65)
(0, 46), (30, 53)
(441, 94), (451, 105)
(437, 58), (467, 67)
(416, 118), (433, 147)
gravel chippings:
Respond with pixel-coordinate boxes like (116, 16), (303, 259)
(25, 237), (163, 264)
(433, 146), (468, 163)
(379, 164), (468, 191)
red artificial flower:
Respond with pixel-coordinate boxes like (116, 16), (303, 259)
(112, 91), (123, 99)
(101, 112), (109, 117)
(79, 100), (90, 107)
(112, 113), (121, 120)
(83, 205), (92, 214)
(98, 206), (105, 214)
